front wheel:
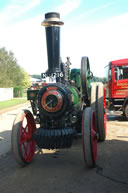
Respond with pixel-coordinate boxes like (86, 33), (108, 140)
(11, 109), (36, 166)
(82, 107), (97, 168)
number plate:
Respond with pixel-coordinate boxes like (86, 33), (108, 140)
(41, 72), (64, 79)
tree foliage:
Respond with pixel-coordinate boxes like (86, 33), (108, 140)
(0, 47), (30, 88)
(21, 68), (31, 88)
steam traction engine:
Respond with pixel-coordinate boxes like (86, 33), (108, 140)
(11, 12), (107, 168)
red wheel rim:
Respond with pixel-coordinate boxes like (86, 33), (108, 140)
(91, 111), (97, 163)
(19, 112), (36, 163)
(103, 86), (107, 137)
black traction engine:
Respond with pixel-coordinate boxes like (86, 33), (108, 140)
(11, 12), (107, 168)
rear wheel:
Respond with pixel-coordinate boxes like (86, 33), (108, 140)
(81, 57), (90, 100)
(82, 107), (97, 168)
(96, 83), (107, 141)
(11, 109), (36, 166)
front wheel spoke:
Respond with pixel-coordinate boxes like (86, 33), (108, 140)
(26, 122), (33, 136)
(21, 126), (28, 134)
(23, 143), (29, 158)
(20, 132), (29, 144)
(20, 137), (26, 144)
(25, 124), (28, 131)
(27, 118), (32, 131)
(26, 142), (34, 160)
(27, 143), (33, 158)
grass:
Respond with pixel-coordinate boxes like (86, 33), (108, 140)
(0, 97), (28, 110)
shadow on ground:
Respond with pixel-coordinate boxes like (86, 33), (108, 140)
(0, 137), (128, 193)
(107, 113), (127, 122)
(0, 113), (128, 193)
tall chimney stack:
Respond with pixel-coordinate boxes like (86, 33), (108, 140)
(41, 12), (64, 74)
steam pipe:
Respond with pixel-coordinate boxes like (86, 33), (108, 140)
(41, 12), (64, 74)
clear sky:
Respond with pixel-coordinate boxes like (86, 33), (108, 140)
(0, 0), (128, 77)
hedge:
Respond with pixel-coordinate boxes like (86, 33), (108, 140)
(13, 86), (23, 97)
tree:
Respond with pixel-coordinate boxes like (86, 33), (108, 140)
(0, 47), (30, 88)
(21, 68), (31, 88)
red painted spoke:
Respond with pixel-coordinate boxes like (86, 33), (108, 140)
(27, 117), (32, 133)
(23, 143), (27, 154)
(18, 111), (36, 163)
(26, 143), (30, 157)
(25, 142), (34, 162)
(20, 122), (33, 145)
(25, 124), (29, 131)
(20, 128), (28, 144)
(21, 126), (28, 134)
(27, 143), (33, 159)
(27, 122), (33, 136)
(20, 137), (26, 144)
(21, 143), (26, 158)
(23, 143), (29, 159)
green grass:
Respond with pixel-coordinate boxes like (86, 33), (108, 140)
(0, 98), (27, 110)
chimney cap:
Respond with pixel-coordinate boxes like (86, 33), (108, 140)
(41, 12), (64, 27)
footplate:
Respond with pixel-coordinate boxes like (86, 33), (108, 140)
(32, 128), (73, 149)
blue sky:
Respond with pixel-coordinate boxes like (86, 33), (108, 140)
(0, 0), (128, 76)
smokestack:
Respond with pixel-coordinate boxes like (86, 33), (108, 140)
(41, 12), (64, 74)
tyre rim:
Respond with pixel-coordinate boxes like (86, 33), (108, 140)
(91, 111), (97, 162)
(103, 86), (107, 137)
(19, 112), (36, 162)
